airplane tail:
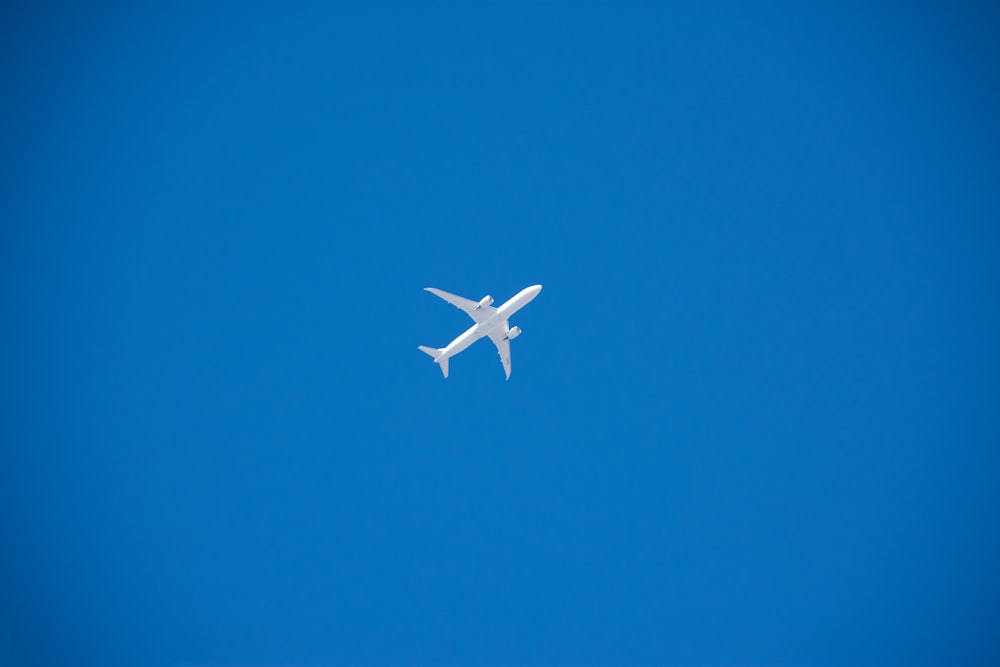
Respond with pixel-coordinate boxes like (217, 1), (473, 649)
(418, 346), (449, 378)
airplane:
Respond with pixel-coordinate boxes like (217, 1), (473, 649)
(419, 284), (542, 379)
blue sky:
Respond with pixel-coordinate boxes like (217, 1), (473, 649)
(1, 3), (998, 666)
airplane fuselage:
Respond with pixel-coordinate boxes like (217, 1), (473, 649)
(438, 284), (541, 361)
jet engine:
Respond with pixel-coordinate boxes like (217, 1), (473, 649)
(478, 295), (494, 308)
(505, 326), (522, 340)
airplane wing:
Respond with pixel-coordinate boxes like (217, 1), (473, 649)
(425, 287), (496, 324)
(487, 328), (513, 380)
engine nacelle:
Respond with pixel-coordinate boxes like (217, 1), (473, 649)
(478, 295), (494, 309)
(505, 326), (522, 340)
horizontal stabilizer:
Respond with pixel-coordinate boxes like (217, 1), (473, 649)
(418, 345), (449, 378)
(418, 345), (440, 359)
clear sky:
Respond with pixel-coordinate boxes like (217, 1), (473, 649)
(1, 3), (998, 666)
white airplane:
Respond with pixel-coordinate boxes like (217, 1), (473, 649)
(419, 284), (542, 379)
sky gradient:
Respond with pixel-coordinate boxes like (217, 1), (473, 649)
(2, 3), (999, 666)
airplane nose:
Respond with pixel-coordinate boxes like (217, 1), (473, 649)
(531, 284), (542, 295)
